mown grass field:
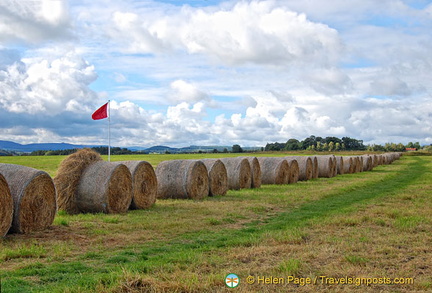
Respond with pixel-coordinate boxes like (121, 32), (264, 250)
(0, 153), (431, 292)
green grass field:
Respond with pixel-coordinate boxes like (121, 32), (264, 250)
(0, 153), (431, 292)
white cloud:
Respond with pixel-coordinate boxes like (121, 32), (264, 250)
(108, 1), (343, 66)
(0, 51), (98, 114)
(0, 0), (72, 44)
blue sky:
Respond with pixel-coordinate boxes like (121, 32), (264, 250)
(1, 0), (432, 147)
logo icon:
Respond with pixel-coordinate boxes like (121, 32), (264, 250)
(225, 273), (240, 288)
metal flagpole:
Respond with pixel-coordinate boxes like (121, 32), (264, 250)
(108, 100), (111, 162)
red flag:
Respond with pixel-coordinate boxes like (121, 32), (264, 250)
(92, 102), (109, 120)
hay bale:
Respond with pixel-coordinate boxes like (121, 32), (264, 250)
(219, 158), (252, 190)
(0, 164), (56, 234)
(335, 156), (345, 175)
(117, 161), (157, 209)
(156, 160), (209, 199)
(371, 154), (379, 167)
(342, 157), (355, 174)
(0, 173), (13, 237)
(76, 161), (132, 213)
(54, 148), (103, 214)
(239, 156), (262, 188)
(257, 157), (290, 185)
(356, 156), (364, 172)
(309, 156), (319, 178)
(201, 159), (228, 196)
(288, 156), (313, 181)
(315, 156), (336, 178)
(284, 158), (299, 184)
(361, 155), (373, 171)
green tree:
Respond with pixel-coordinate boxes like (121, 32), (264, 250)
(232, 144), (243, 153)
(285, 139), (300, 150)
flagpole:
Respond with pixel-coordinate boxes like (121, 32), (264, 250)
(108, 100), (111, 162)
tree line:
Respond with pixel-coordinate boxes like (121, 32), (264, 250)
(265, 136), (421, 152)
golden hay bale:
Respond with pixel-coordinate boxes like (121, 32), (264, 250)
(257, 157), (290, 185)
(0, 164), (56, 234)
(156, 160), (209, 199)
(377, 154), (384, 165)
(239, 156), (261, 188)
(76, 161), (132, 213)
(335, 156), (345, 175)
(309, 156), (319, 179)
(0, 173), (13, 237)
(54, 148), (102, 214)
(361, 155), (373, 171)
(356, 156), (364, 172)
(288, 156), (313, 181)
(201, 159), (228, 196)
(219, 158), (252, 190)
(315, 156), (336, 178)
(371, 154), (379, 167)
(117, 161), (157, 209)
(342, 157), (355, 174)
(284, 158), (299, 184)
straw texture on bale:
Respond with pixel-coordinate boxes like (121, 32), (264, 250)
(0, 173), (13, 237)
(356, 156), (364, 172)
(0, 164), (56, 234)
(342, 157), (355, 174)
(362, 155), (373, 172)
(239, 157), (262, 188)
(118, 161), (157, 209)
(257, 157), (289, 185)
(316, 156), (336, 178)
(156, 160), (209, 199)
(371, 154), (379, 168)
(76, 161), (132, 213)
(54, 148), (102, 214)
(289, 156), (313, 181)
(309, 156), (319, 179)
(201, 159), (228, 196)
(219, 158), (252, 190)
(284, 158), (299, 184)
(334, 156), (344, 175)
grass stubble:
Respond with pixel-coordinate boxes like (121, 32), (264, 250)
(0, 154), (430, 292)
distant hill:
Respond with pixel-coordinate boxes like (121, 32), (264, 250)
(0, 140), (96, 153)
(0, 140), (261, 154)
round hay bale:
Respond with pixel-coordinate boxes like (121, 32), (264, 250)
(257, 157), (289, 185)
(315, 156), (335, 178)
(335, 156), (345, 175)
(371, 154), (379, 167)
(54, 148), (102, 214)
(356, 156), (364, 172)
(219, 158), (252, 190)
(201, 159), (228, 196)
(0, 173), (13, 237)
(156, 160), (209, 199)
(361, 155), (373, 171)
(0, 164), (56, 234)
(377, 154), (384, 165)
(342, 157), (355, 174)
(309, 156), (319, 179)
(284, 158), (299, 184)
(76, 162), (132, 213)
(288, 156), (313, 181)
(239, 156), (261, 188)
(117, 161), (157, 209)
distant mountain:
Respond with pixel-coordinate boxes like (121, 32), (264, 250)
(0, 140), (96, 153)
(0, 140), (262, 154)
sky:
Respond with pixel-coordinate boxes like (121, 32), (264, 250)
(1, 0), (432, 148)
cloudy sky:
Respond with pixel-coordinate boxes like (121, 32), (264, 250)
(1, 0), (432, 148)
